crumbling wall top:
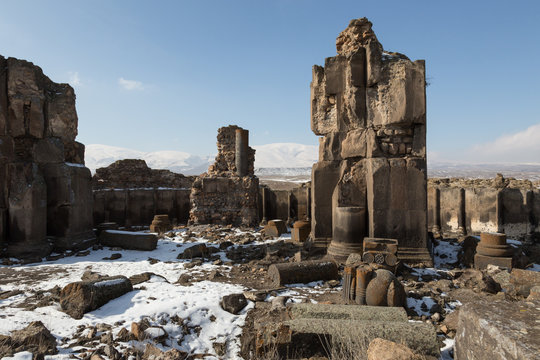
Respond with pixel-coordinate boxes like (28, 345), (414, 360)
(336, 18), (381, 56)
(206, 125), (255, 177)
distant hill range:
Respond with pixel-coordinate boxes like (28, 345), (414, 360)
(85, 144), (540, 181)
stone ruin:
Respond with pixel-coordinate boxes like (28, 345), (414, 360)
(0, 56), (94, 258)
(92, 159), (194, 190)
(310, 18), (431, 264)
(189, 125), (259, 226)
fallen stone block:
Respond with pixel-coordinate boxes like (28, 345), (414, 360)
(455, 299), (540, 360)
(9, 321), (57, 357)
(264, 219), (287, 237)
(149, 214), (172, 233)
(177, 243), (208, 259)
(288, 303), (408, 322)
(60, 276), (133, 319)
(258, 318), (439, 358)
(509, 268), (540, 297)
(291, 220), (310, 242)
(367, 338), (423, 360)
(221, 293), (248, 314)
(99, 230), (157, 251)
(267, 260), (338, 287)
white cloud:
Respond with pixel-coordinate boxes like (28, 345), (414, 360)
(118, 77), (144, 91)
(467, 123), (540, 164)
(68, 71), (81, 87)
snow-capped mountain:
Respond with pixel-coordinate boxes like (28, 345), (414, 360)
(84, 143), (319, 175)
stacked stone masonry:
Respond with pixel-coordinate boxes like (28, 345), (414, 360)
(310, 18), (431, 264)
(189, 125), (259, 226)
(0, 56), (94, 258)
(428, 176), (540, 241)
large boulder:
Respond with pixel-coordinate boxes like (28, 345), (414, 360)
(9, 321), (57, 357)
(455, 299), (540, 360)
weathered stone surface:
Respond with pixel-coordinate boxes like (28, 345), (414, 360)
(365, 269), (406, 307)
(99, 230), (157, 251)
(60, 276), (133, 319)
(454, 269), (501, 294)
(149, 214), (172, 233)
(455, 299), (540, 360)
(264, 219), (287, 237)
(9, 321), (57, 356)
(268, 260), (339, 287)
(509, 268), (540, 297)
(367, 338), (422, 360)
(288, 303), (408, 322)
(282, 318), (439, 357)
(221, 293), (248, 314)
(291, 220), (310, 242)
(190, 125), (259, 226)
(92, 159), (194, 190)
(310, 20), (430, 265)
(0, 55), (94, 259)
(177, 243), (208, 259)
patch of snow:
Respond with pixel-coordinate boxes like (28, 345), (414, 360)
(527, 263), (540, 272)
(407, 296), (437, 317)
(440, 338), (455, 360)
(65, 162), (86, 168)
(3, 352), (33, 360)
(93, 278), (128, 287)
(433, 240), (460, 268)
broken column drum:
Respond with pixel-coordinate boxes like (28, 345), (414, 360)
(310, 18), (431, 265)
(328, 206), (366, 261)
(474, 232), (514, 269)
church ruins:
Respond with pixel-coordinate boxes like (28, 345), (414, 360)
(310, 18), (431, 264)
(0, 56), (94, 258)
(1, 16), (540, 360)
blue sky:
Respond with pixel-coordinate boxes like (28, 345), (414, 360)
(1, 1), (539, 163)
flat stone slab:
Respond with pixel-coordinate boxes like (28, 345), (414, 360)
(288, 303), (408, 322)
(99, 230), (157, 251)
(283, 318), (439, 357)
(455, 299), (540, 360)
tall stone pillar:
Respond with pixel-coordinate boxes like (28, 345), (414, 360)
(235, 129), (249, 177)
(310, 18), (432, 265)
(0, 55), (96, 258)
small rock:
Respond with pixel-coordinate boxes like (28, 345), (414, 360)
(271, 296), (288, 310)
(100, 332), (113, 345)
(176, 274), (192, 286)
(367, 338), (422, 360)
(10, 321), (58, 356)
(116, 327), (130, 342)
(208, 270), (223, 280)
(213, 341), (227, 356)
(221, 294), (248, 314)
(243, 290), (268, 302)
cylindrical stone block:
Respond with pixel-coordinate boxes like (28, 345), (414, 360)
(235, 129), (248, 177)
(328, 206), (366, 263)
(476, 232), (513, 257)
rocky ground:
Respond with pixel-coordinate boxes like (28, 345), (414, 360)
(0, 226), (539, 360)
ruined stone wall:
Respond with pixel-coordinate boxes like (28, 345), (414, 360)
(310, 19), (430, 263)
(428, 176), (540, 240)
(189, 125), (259, 226)
(91, 159), (194, 227)
(93, 188), (191, 227)
(92, 159), (194, 190)
(0, 56), (94, 258)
